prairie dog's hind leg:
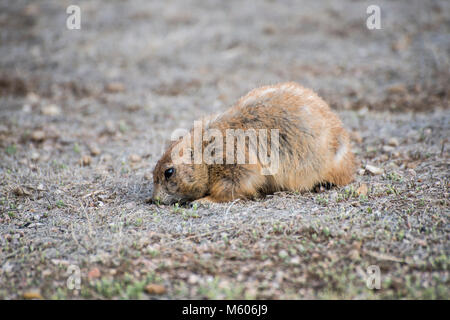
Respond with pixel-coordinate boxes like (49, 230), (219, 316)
(313, 181), (334, 193)
(323, 131), (356, 186)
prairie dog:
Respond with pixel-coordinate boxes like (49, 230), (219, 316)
(152, 82), (355, 204)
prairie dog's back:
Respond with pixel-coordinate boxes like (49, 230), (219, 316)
(207, 82), (355, 192)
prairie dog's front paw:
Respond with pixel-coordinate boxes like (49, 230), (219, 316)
(191, 196), (215, 208)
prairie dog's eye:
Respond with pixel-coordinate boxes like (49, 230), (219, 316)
(164, 167), (175, 180)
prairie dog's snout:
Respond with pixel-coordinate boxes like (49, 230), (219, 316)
(152, 82), (356, 204)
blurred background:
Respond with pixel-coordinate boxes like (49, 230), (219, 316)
(1, 0), (448, 161)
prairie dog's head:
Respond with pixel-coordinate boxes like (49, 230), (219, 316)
(152, 137), (209, 205)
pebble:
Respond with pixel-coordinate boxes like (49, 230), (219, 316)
(88, 267), (101, 280)
(104, 121), (116, 134)
(356, 184), (368, 196)
(50, 259), (70, 266)
(350, 131), (363, 144)
(23, 4), (40, 16)
(126, 104), (141, 112)
(125, 202), (135, 210)
(23, 290), (43, 300)
(28, 222), (44, 228)
(365, 164), (384, 175)
(406, 162), (418, 169)
(80, 155), (92, 166)
(388, 138), (400, 147)
(105, 82), (125, 93)
(22, 104), (32, 113)
(129, 154), (142, 163)
(144, 172), (153, 181)
(2, 261), (14, 273)
(41, 104), (61, 116)
(188, 274), (199, 284)
(31, 130), (46, 142)
(391, 36), (411, 52)
(102, 154), (113, 162)
(262, 23), (276, 35)
(278, 250), (289, 259)
(387, 84), (407, 94)
(30, 151), (40, 161)
(89, 144), (101, 156)
(290, 256), (300, 264)
(12, 186), (25, 196)
(145, 284), (166, 295)
(382, 145), (395, 153)
(349, 249), (360, 261)
(387, 162), (399, 170)
(42, 270), (52, 277)
(26, 92), (40, 104)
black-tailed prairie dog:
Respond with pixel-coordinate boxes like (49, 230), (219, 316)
(152, 82), (356, 204)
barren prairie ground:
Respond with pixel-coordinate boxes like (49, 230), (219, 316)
(0, 0), (449, 299)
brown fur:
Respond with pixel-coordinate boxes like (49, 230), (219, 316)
(152, 82), (356, 204)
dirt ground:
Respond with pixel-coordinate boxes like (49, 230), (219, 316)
(0, 0), (449, 299)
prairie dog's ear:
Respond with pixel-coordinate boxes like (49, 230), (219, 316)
(186, 147), (194, 160)
(163, 139), (172, 151)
